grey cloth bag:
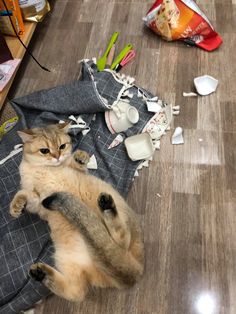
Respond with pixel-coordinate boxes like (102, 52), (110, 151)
(0, 61), (165, 313)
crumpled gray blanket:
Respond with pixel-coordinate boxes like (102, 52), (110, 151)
(0, 61), (164, 313)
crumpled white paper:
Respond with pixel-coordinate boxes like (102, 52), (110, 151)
(171, 127), (184, 145)
(108, 134), (124, 149)
(87, 154), (98, 169)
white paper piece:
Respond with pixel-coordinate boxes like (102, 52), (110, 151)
(108, 134), (124, 149)
(137, 89), (142, 98)
(173, 111), (180, 115)
(142, 160), (149, 167)
(92, 114), (96, 121)
(172, 127), (184, 145)
(172, 105), (180, 116)
(146, 101), (163, 113)
(69, 115), (87, 128)
(172, 105), (180, 110)
(134, 170), (139, 177)
(123, 90), (134, 98)
(82, 128), (90, 136)
(137, 163), (143, 170)
(183, 92), (198, 97)
(87, 154), (98, 169)
(153, 140), (161, 149)
(149, 96), (158, 102)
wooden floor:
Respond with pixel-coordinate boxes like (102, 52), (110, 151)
(2, 0), (236, 313)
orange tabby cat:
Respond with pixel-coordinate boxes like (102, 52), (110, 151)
(10, 123), (144, 301)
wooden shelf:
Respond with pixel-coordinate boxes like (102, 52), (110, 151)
(0, 22), (36, 109)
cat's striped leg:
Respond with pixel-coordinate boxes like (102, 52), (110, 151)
(98, 193), (131, 250)
(29, 263), (88, 302)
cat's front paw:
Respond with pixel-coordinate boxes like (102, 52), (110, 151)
(73, 150), (90, 166)
(10, 193), (27, 218)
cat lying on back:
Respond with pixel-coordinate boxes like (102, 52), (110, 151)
(10, 122), (144, 301)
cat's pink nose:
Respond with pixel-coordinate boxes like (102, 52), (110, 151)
(51, 153), (60, 160)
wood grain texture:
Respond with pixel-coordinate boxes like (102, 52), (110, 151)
(1, 0), (236, 313)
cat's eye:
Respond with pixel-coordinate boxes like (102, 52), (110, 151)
(59, 143), (66, 150)
(40, 148), (50, 154)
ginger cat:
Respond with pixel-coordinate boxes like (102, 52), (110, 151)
(10, 123), (144, 302)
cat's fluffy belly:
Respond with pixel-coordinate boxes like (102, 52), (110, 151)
(20, 162), (122, 213)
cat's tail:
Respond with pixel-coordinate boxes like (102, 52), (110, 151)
(42, 192), (144, 288)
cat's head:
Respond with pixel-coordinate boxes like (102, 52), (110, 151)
(17, 122), (72, 166)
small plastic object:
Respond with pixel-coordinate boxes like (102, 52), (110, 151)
(194, 75), (218, 96)
(110, 44), (133, 70)
(97, 32), (119, 71)
(116, 50), (136, 72)
(0, 116), (18, 141)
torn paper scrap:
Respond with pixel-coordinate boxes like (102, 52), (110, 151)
(134, 170), (139, 177)
(172, 127), (184, 145)
(82, 128), (90, 136)
(146, 101), (163, 113)
(183, 92), (198, 97)
(172, 105), (180, 116)
(68, 115), (87, 128)
(143, 111), (169, 140)
(153, 139), (161, 149)
(87, 154), (98, 169)
(108, 134), (124, 149)
(142, 160), (149, 168)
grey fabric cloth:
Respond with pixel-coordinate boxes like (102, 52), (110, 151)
(0, 61), (159, 313)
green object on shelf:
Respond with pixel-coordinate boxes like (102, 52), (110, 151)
(97, 32), (119, 71)
(110, 43), (133, 70)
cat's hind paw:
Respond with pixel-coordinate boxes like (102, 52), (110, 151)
(29, 263), (56, 291)
(29, 263), (46, 282)
(98, 193), (117, 216)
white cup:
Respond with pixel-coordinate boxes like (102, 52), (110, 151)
(105, 100), (139, 134)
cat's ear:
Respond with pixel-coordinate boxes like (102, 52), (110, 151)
(57, 121), (71, 133)
(17, 130), (34, 143)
